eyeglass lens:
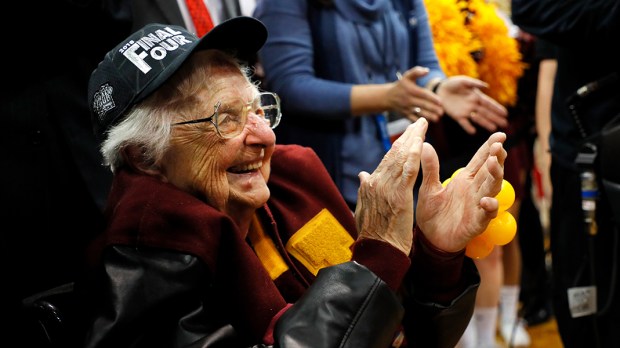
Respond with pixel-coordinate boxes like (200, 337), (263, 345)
(216, 93), (280, 138)
(259, 93), (281, 129)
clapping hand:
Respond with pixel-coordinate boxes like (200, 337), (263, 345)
(355, 118), (429, 256)
(415, 131), (508, 252)
(438, 76), (508, 135)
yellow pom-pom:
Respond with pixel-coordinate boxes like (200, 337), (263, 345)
(451, 167), (465, 179)
(496, 180), (515, 211)
(482, 211), (517, 246)
(465, 233), (495, 259)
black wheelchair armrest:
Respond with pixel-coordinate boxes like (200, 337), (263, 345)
(22, 282), (79, 348)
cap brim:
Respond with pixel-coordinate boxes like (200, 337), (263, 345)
(195, 16), (267, 63)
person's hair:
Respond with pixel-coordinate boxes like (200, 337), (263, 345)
(100, 50), (255, 172)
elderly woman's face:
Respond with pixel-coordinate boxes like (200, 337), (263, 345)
(161, 66), (276, 217)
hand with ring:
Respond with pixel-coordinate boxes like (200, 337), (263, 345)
(384, 67), (444, 122)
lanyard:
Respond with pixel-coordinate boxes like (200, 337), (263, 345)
(375, 113), (392, 152)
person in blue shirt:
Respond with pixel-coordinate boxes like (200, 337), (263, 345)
(254, 0), (508, 208)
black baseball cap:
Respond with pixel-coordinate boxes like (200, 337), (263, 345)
(88, 16), (267, 140)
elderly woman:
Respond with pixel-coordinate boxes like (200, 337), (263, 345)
(81, 17), (507, 348)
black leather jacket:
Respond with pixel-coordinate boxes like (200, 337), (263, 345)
(81, 246), (478, 348)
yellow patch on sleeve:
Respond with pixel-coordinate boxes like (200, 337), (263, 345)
(285, 208), (354, 276)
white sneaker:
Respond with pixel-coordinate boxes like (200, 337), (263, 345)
(455, 319), (477, 348)
(500, 319), (531, 347)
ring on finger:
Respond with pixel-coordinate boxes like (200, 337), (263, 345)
(413, 106), (422, 115)
(469, 111), (477, 119)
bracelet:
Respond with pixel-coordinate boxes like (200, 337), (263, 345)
(432, 80), (443, 94)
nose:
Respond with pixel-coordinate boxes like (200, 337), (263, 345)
(244, 112), (276, 144)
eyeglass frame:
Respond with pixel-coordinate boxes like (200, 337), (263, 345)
(171, 91), (282, 139)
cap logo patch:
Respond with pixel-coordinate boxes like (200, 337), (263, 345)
(119, 27), (194, 74)
(92, 83), (116, 121)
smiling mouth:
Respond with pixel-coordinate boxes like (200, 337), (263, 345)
(228, 161), (263, 174)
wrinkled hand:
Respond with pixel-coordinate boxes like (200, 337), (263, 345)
(438, 76), (508, 134)
(355, 118), (429, 256)
(415, 132), (508, 253)
(387, 67), (443, 122)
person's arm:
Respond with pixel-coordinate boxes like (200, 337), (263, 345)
(350, 0), (447, 121)
(534, 57), (557, 205)
(254, 0), (443, 121)
(253, 0), (353, 119)
(351, 67), (444, 121)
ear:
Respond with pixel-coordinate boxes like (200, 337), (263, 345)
(121, 144), (165, 178)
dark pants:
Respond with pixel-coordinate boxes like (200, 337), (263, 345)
(518, 172), (552, 322)
(550, 161), (620, 348)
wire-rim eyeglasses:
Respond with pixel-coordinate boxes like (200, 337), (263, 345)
(172, 92), (281, 139)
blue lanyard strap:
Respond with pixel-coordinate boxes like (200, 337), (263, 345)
(375, 113), (392, 152)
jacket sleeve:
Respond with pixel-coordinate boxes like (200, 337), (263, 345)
(401, 232), (480, 348)
(272, 256), (477, 348)
(349, 230), (479, 347)
(273, 261), (404, 348)
(401, 258), (479, 348)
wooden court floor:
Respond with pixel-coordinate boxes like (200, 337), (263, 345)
(496, 317), (563, 348)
